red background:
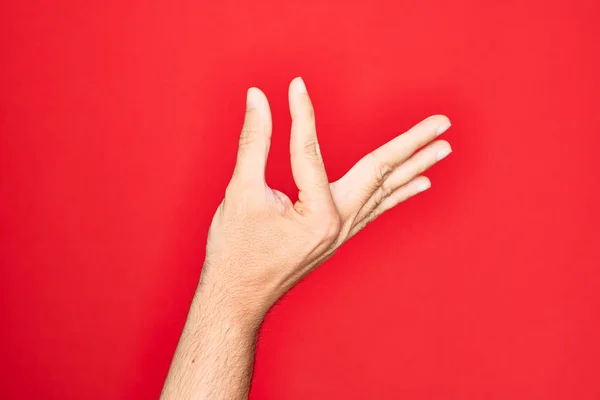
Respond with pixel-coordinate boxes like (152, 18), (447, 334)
(1, 0), (599, 399)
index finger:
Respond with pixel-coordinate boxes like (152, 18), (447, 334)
(288, 77), (334, 214)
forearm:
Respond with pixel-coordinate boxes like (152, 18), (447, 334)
(161, 279), (262, 400)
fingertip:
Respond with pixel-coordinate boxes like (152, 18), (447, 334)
(436, 147), (452, 160)
(295, 76), (307, 93)
(415, 176), (431, 193)
(246, 87), (263, 110)
(290, 76), (307, 94)
(420, 114), (450, 134)
(433, 115), (451, 135)
(288, 77), (313, 120)
(246, 87), (265, 110)
(425, 114), (450, 123)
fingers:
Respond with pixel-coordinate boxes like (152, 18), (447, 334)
(288, 77), (333, 213)
(346, 176), (431, 241)
(231, 87), (273, 185)
(353, 140), (451, 224)
(333, 115), (451, 218)
(379, 140), (451, 197)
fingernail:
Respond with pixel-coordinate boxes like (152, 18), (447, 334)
(416, 180), (431, 192)
(246, 88), (261, 109)
(296, 76), (307, 93)
(437, 148), (452, 160)
(436, 121), (451, 135)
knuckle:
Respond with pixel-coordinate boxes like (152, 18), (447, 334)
(239, 126), (260, 149)
(380, 181), (394, 199)
(318, 210), (341, 242)
(369, 152), (393, 186)
(373, 182), (393, 208)
(303, 139), (321, 160)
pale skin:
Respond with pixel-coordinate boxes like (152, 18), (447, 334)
(161, 77), (452, 399)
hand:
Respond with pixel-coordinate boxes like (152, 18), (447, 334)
(200, 77), (452, 321)
(163, 77), (452, 399)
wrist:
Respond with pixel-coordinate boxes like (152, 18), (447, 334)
(195, 274), (268, 333)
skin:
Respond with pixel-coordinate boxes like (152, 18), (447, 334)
(161, 77), (452, 399)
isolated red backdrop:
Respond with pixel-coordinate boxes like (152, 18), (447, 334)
(1, 0), (599, 399)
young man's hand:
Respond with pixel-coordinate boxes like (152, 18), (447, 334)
(201, 77), (451, 321)
(162, 77), (451, 399)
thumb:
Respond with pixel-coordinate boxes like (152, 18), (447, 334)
(231, 87), (273, 185)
